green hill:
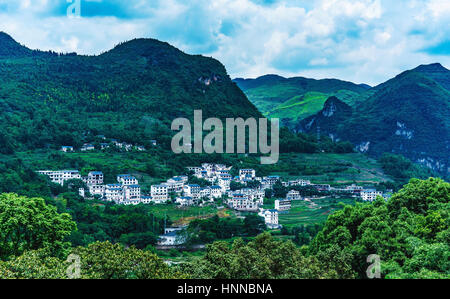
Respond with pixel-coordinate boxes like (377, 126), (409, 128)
(233, 75), (369, 127)
(298, 63), (450, 175)
(0, 32), (261, 153)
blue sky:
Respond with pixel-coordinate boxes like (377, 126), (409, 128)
(0, 0), (449, 85)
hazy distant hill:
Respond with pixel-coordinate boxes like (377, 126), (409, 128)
(233, 75), (369, 127)
(0, 32), (261, 153)
(298, 63), (450, 175)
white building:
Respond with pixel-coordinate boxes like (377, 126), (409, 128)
(228, 193), (259, 212)
(239, 169), (256, 180)
(286, 190), (302, 201)
(287, 179), (311, 187)
(124, 185), (141, 201)
(239, 188), (265, 205)
(105, 184), (124, 203)
(346, 184), (364, 194)
(89, 184), (105, 198)
(117, 174), (139, 186)
(183, 184), (201, 199)
(81, 144), (95, 151)
(361, 189), (383, 201)
(210, 186), (223, 199)
(141, 196), (153, 204)
(151, 184), (169, 203)
(166, 177), (185, 193)
(275, 199), (292, 211)
(176, 196), (194, 207)
(61, 146), (74, 152)
(37, 170), (81, 186)
(218, 177), (231, 192)
(83, 171), (104, 186)
(158, 230), (186, 246)
(258, 209), (279, 229)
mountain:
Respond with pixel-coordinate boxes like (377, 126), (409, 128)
(298, 63), (450, 175)
(233, 75), (369, 127)
(0, 32), (261, 153)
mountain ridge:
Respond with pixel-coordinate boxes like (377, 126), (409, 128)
(295, 63), (450, 175)
(0, 33), (261, 153)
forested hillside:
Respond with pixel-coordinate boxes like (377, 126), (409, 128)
(0, 32), (261, 153)
(298, 64), (450, 176)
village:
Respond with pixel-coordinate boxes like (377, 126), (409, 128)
(37, 163), (392, 234)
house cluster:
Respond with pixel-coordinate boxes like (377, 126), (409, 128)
(60, 136), (156, 153)
(38, 163), (391, 230)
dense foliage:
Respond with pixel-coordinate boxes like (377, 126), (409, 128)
(0, 193), (75, 260)
(309, 178), (449, 278)
(186, 215), (266, 244)
(0, 178), (448, 279)
(0, 242), (187, 279)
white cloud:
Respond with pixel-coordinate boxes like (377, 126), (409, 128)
(0, 0), (449, 85)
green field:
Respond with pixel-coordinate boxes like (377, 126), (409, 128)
(275, 197), (356, 227)
(268, 92), (329, 121)
(271, 153), (391, 185)
(144, 204), (234, 226)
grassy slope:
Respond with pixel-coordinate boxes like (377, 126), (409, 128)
(270, 198), (356, 227)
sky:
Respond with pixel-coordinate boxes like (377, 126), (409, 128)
(0, 0), (449, 85)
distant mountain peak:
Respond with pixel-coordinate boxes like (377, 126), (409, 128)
(103, 37), (184, 58)
(0, 32), (30, 57)
(414, 63), (449, 73)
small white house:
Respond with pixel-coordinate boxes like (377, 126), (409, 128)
(61, 146), (74, 152)
(81, 144), (95, 151)
(176, 196), (194, 207)
(158, 230), (186, 246)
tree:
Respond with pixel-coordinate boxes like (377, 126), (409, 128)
(0, 193), (76, 260)
(71, 241), (188, 279)
(186, 233), (355, 279)
(0, 241), (188, 279)
(309, 178), (449, 278)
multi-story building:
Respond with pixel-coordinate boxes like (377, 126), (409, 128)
(166, 177), (185, 193)
(275, 199), (292, 211)
(183, 184), (201, 199)
(361, 189), (383, 201)
(218, 177), (231, 192)
(238, 188), (265, 205)
(124, 185), (141, 201)
(151, 184), (169, 203)
(83, 171), (104, 186)
(105, 184), (124, 203)
(345, 184), (364, 194)
(210, 186), (223, 199)
(239, 169), (256, 180)
(88, 184), (105, 198)
(228, 193), (259, 212)
(37, 170), (81, 186)
(258, 209), (279, 229)
(286, 190), (301, 201)
(117, 174), (139, 186)
(286, 179), (311, 187)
